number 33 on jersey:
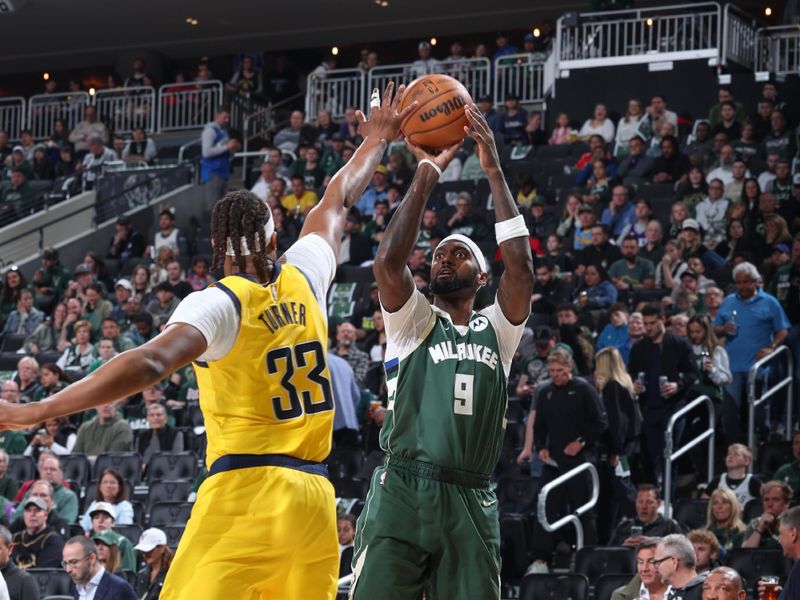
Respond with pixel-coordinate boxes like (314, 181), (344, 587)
(193, 265), (334, 467)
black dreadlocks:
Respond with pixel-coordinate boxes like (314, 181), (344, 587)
(210, 190), (272, 281)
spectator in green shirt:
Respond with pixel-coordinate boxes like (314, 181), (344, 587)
(32, 247), (71, 310)
(320, 133), (347, 182)
(0, 450), (20, 502)
(741, 480), (792, 550)
(774, 431), (800, 498)
(0, 169), (33, 223)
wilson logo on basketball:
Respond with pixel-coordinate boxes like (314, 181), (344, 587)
(418, 95), (467, 123)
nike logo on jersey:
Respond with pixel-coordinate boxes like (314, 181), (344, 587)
(428, 341), (499, 370)
(482, 499), (497, 507)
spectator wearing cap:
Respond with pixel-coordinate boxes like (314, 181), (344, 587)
(714, 262), (790, 444)
(109, 280), (133, 320)
(446, 191), (489, 240)
(107, 215), (146, 261)
(531, 260), (572, 326)
(11, 496), (64, 570)
(602, 185), (637, 239)
(73, 402), (133, 458)
(86, 502), (137, 573)
(1, 289), (43, 337)
(92, 529), (125, 576)
(355, 165), (389, 217)
(2, 146), (31, 181)
(409, 41), (441, 79)
(680, 218), (726, 274)
(769, 236), (800, 396)
(618, 135), (655, 186)
(146, 281), (179, 330)
(573, 204), (599, 251)
(33, 247), (71, 308)
(476, 95), (501, 137)
(525, 196), (558, 242)
(134, 528), (172, 600)
(499, 95), (528, 146)
(62, 535), (138, 599)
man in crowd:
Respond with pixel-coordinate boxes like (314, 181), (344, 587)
(10, 479), (70, 539)
(0, 525), (38, 600)
(628, 304), (698, 485)
(714, 262), (789, 445)
(72, 402), (134, 458)
(609, 484), (684, 546)
(654, 534), (705, 600)
(609, 235), (656, 298)
(11, 497), (64, 570)
(62, 536), (137, 599)
(619, 135), (655, 185)
(530, 260), (571, 327)
(612, 538), (669, 600)
(602, 186), (637, 239)
(107, 215), (145, 261)
(78, 136), (117, 190)
(535, 348), (608, 545)
(333, 322), (370, 387)
(688, 529), (721, 575)
(281, 175), (319, 216)
(32, 247), (71, 309)
(742, 480), (792, 549)
(68, 105), (109, 154)
(13, 455), (78, 524)
(200, 106), (240, 209)
(702, 567), (747, 600)
(445, 191), (489, 240)
(577, 224), (622, 276)
(760, 506), (800, 600)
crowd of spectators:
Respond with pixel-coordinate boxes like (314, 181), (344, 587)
(1, 29), (800, 598)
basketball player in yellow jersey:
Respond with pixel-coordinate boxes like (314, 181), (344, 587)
(0, 83), (417, 600)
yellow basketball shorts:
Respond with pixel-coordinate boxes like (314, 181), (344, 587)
(159, 465), (338, 600)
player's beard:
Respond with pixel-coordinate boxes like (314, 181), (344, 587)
(430, 272), (474, 295)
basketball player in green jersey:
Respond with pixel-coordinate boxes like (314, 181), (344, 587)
(350, 103), (534, 599)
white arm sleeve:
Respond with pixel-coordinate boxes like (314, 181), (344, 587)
(381, 288), (436, 363)
(166, 287), (240, 361)
(479, 298), (526, 376)
(282, 233), (337, 309)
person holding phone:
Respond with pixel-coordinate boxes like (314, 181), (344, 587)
(609, 484), (684, 546)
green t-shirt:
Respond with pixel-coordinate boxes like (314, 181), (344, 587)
(608, 257), (655, 287)
(0, 432), (26, 455)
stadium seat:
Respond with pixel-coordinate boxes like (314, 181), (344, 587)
(574, 546), (635, 584)
(593, 573), (634, 600)
(672, 499), (709, 531)
(535, 144), (573, 161)
(0, 333), (26, 352)
(132, 500), (145, 525)
(162, 524), (186, 548)
(635, 183), (674, 202)
(725, 548), (792, 585)
(496, 476), (538, 515)
(146, 480), (193, 512)
(94, 452), (142, 484)
(548, 173), (578, 191)
(115, 523), (143, 545)
(149, 502), (194, 527)
(27, 569), (72, 597)
(519, 573), (589, 600)
(146, 452), (198, 483)
(500, 513), (530, 579)
(330, 478), (366, 500)
(61, 454), (91, 488)
(8, 455), (35, 483)
(743, 499), (764, 523)
(326, 447), (365, 480)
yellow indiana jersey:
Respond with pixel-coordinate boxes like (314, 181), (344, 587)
(193, 264), (334, 467)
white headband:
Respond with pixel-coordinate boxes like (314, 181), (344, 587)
(435, 234), (488, 274)
(225, 218), (275, 257)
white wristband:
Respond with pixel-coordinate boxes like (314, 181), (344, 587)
(495, 214), (528, 244)
(418, 159), (442, 179)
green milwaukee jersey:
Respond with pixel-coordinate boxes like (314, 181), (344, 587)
(380, 290), (522, 476)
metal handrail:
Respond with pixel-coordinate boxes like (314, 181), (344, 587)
(536, 462), (599, 550)
(663, 395), (715, 518)
(747, 346), (794, 472)
(721, 3), (760, 68)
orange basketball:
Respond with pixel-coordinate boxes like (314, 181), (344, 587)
(399, 74), (472, 150)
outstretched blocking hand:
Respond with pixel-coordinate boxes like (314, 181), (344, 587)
(404, 138), (463, 173)
(464, 103), (501, 175)
(357, 82), (418, 143)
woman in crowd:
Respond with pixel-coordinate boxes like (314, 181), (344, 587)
(740, 177), (761, 217)
(556, 193), (581, 243)
(685, 255), (716, 293)
(715, 219), (753, 262)
(23, 301), (69, 354)
(763, 214), (792, 250)
(594, 347), (640, 539)
(576, 264), (617, 313)
(83, 250), (114, 291)
(2, 289), (44, 336)
(56, 319), (95, 377)
(706, 487), (747, 550)
(579, 103), (615, 143)
(0, 267), (28, 329)
(524, 112), (548, 147)
(614, 99), (644, 157)
(668, 201), (690, 240)
(226, 55), (263, 98)
(687, 316), (732, 404)
(31, 362), (66, 402)
(88, 337), (118, 373)
(93, 530), (125, 576)
(673, 166), (707, 213)
(31, 146), (54, 181)
(655, 240), (688, 289)
(582, 160), (613, 205)
(135, 528), (173, 600)
(13, 356), (41, 402)
(23, 416), (77, 458)
(338, 514), (357, 578)
(80, 468), (134, 531)
(131, 264), (154, 302)
(150, 246), (176, 285)
(544, 233), (573, 278)
(123, 128), (158, 164)
(48, 119), (71, 153)
(549, 112), (573, 145)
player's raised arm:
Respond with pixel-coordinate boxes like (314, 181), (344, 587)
(298, 82), (417, 257)
(0, 323), (207, 430)
(372, 140), (462, 312)
(464, 102), (533, 324)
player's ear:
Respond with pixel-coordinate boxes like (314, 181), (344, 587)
(477, 271), (489, 288)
